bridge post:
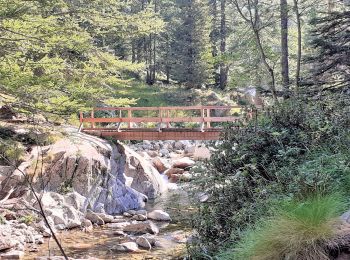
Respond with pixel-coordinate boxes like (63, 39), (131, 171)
(158, 108), (163, 132)
(200, 107), (205, 132)
(206, 109), (211, 128)
(128, 109), (132, 128)
(91, 110), (95, 129)
(78, 111), (83, 132)
(166, 109), (170, 128)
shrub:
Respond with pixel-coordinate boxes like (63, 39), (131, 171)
(19, 214), (36, 225)
(189, 97), (350, 256)
(0, 140), (25, 166)
(219, 194), (347, 260)
(0, 215), (6, 225)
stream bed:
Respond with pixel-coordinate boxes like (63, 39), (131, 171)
(24, 186), (194, 260)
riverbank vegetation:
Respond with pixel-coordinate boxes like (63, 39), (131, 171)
(189, 95), (350, 258)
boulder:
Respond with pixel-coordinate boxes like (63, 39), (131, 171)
(148, 210), (171, 222)
(85, 210), (105, 225)
(64, 192), (86, 212)
(113, 230), (126, 236)
(123, 221), (159, 235)
(136, 236), (152, 250)
(152, 157), (168, 173)
(36, 219), (55, 237)
(106, 222), (129, 230)
(169, 174), (180, 183)
(124, 146), (167, 199)
(0, 250), (24, 259)
(0, 237), (16, 251)
(185, 145), (196, 155)
(173, 141), (184, 150)
(132, 214), (147, 221)
(193, 147), (211, 160)
(159, 148), (170, 157)
(22, 133), (146, 215)
(172, 158), (195, 169)
(29, 192), (82, 230)
(113, 242), (138, 252)
(147, 151), (158, 158)
(81, 219), (93, 233)
(165, 168), (185, 177)
(180, 172), (193, 182)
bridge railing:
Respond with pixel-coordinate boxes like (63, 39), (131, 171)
(79, 105), (248, 131)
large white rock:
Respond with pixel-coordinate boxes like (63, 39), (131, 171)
(21, 132), (146, 215)
(124, 146), (167, 199)
(148, 210), (172, 222)
(28, 192), (82, 230)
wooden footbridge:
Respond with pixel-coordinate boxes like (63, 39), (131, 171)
(79, 106), (248, 140)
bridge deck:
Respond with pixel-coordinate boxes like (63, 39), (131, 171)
(80, 106), (248, 140)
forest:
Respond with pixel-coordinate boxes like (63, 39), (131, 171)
(0, 0), (349, 259)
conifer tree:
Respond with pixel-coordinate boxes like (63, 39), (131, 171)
(169, 0), (213, 88)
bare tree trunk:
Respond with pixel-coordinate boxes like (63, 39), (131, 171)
(328, 0), (335, 12)
(294, 0), (302, 90)
(280, 0), (290, 96)
(232, 0), (278, 102)
(253, 29), (278, 101)
(131, 40), (136, 63)
(219, 0), (228, 90)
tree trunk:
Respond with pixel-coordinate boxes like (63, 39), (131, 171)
(131, 40), (136, 63)
(294, 0), (302, 90)
(210, 0), (220, 86)
(253, 29), (278, 101)
(219, 0), (228, 90)
(280, 0), (289, 96)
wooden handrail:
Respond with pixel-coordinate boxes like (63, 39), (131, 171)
(79, 106), (243, 132)
(92, 105), (240, 111)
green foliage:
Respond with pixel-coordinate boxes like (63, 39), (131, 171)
(306, 10), (350, 93)
(0, 139), (25, 166)
(59, 180), (73, 195)
(219, 194), (347, 260)
(19, 214), (36, 225)
(167, 0), (213, 87)
(189, 96), (350, 256)
(0, 0), (162, 116)
(0, 215), (5, 225)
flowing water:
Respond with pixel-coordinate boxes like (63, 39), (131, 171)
(24, 186), (194, 260)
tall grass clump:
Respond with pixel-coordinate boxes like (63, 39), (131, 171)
(219, 194), (347, 260)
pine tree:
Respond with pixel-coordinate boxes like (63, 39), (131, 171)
(306, 10), (350, 93)
(169, 0), (213, 88)
(0, 0), (163, 115)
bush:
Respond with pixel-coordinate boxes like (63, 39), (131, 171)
(219, 194), (347, 260)
(189, 97), (350, 256)
(19, 214), (36, 225)
(0, 140), (25, 166)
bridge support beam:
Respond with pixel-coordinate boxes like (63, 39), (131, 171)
(83, 130), (222, 141)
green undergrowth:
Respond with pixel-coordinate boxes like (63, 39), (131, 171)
(0, 123), (63, 165)
(188, 95), (350, 258)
